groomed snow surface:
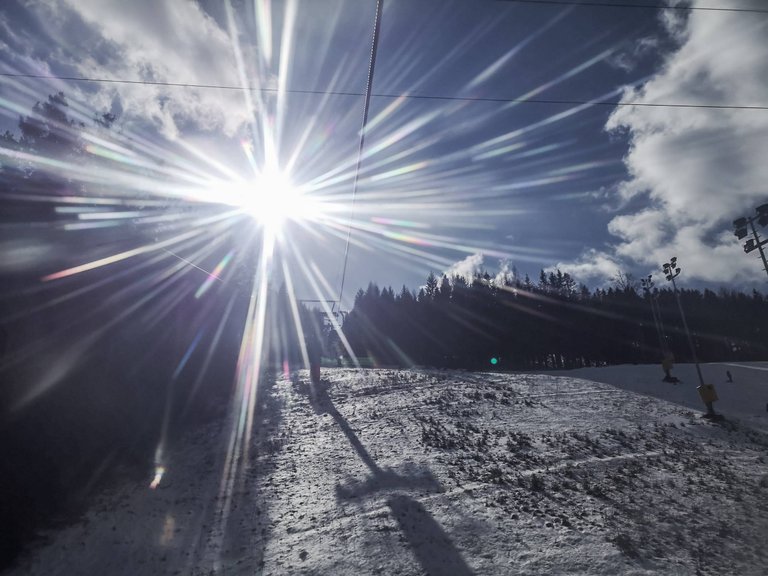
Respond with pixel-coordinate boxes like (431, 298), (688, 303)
(9, 363), (768, 575)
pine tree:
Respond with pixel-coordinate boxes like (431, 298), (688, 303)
(424, 272), (438, 300)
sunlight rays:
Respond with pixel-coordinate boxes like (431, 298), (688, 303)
(0, 0), (634, 418)
(0, 5), (661, 571)
(40, 212), (233, 281)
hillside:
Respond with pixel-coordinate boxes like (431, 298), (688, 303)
(549, 361), (768, 433)
(8, 367), (768, 575)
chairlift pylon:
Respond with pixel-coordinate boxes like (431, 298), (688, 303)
(297, 299), (348, 328)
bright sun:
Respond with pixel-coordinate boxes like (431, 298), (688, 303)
(224, 168), (305, 237)
(248, 169), (299, 232)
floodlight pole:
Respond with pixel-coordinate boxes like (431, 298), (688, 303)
(671, 277), (704, 386)
(747, 218), (768, 277)
(662, 259), (704, 388)
(641, 275), (666, 356)
(733, 205), (768, 279)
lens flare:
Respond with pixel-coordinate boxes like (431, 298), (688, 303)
(0, 4), (660, 571)
(215, 167), (326, 244)
(235, 169), (299, 233)
(149, 465), (165, 490)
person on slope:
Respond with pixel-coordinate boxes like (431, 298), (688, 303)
(661, 353), (679, 384)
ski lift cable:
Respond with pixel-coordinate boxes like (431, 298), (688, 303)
(334, 0), (384, 313)
(3, 72), (766, 111)
(496, 0), (768, 14)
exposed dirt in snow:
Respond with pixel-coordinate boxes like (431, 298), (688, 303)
(8, 368), (768, 575)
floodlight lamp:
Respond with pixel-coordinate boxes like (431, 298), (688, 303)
(734, 217), (748, 228)
(670, 257), (677, 265)
(735, 227), (749, 240)
(756, 203), (768, 215)
(744, 239), (756, 253)
(759, 215), (768, 227)
(675, 268), (680, 275)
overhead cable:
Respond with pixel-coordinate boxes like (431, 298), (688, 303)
(497, 0), (768, 14)
(335, 0), (383, 312)
(1, 72), (765, 111)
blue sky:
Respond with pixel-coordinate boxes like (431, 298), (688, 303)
(1, 0), (767, 307)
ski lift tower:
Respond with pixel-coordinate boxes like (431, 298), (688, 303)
(298, 299), (348, 329)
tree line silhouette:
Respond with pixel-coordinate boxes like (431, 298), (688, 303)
(341, 269), (768, 369)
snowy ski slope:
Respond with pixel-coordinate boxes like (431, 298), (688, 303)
(8, 367), (768, 575)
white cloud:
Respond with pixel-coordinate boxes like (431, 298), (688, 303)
(606, 36), (660, 72)
(25, 0), (257, 139)
(492, 258), (514, 286)
(574, 0), (768, 284)
(555, 249), (622, 284)
(443, 252), (484, 283)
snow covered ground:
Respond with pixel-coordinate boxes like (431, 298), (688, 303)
(7, 366), (768, 575)
(547, 362), (768, 433)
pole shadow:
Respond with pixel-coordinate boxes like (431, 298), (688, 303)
(295, 376), (475, 574)
(296, 377), (441, 500)
(387, 493), (474, 576)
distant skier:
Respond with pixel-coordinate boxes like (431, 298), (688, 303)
(661, 353), (679, 384)
(726, 370), (733, 383)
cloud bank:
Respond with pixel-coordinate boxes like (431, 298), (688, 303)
(443, 252), (485, 283)
(564, 1), (768, 285)
(5, 0), (257, 139)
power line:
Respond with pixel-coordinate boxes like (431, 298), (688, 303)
(0, 72), (266, 92)
(2, 72), (766, 111)
(335, 0), (383, 312)
(496, 0), (768, 14)
(371, 93), (767, 110)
